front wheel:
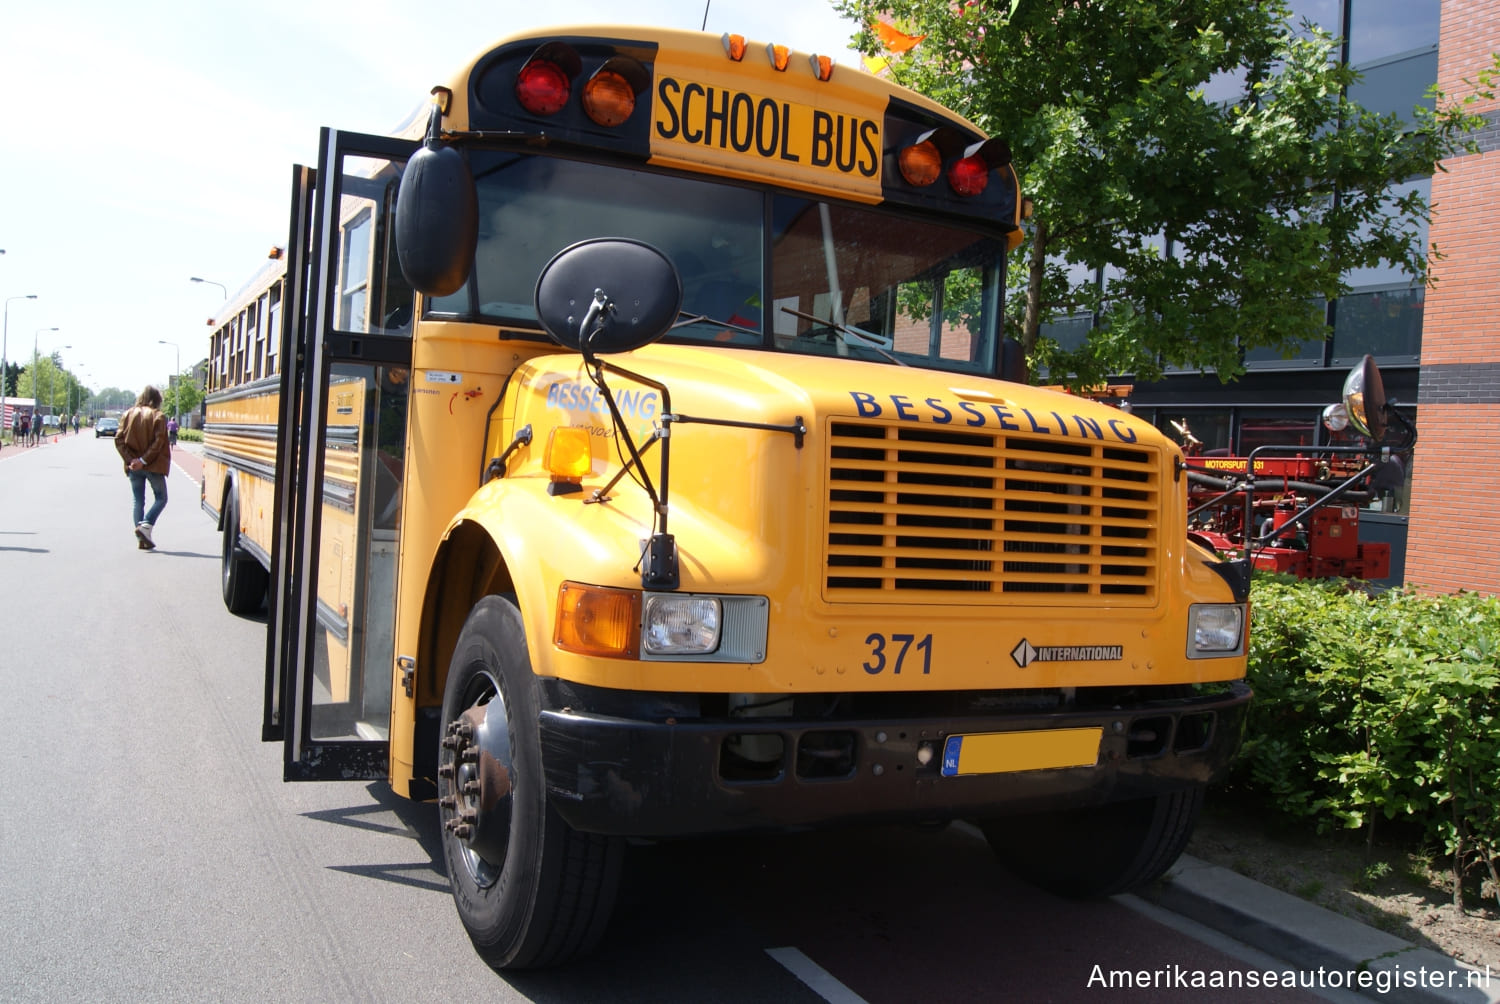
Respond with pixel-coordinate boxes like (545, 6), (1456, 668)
(439, 595), (624, 970)
(979, 787), (1203, 898)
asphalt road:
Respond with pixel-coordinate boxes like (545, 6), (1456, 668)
(0, 433), (1349, 1003)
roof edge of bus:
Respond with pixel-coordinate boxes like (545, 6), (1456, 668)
(423, 23), (991, 142)
(209, 255), (289, 328)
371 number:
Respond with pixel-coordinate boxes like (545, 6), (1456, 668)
(862, 633), (933, 675)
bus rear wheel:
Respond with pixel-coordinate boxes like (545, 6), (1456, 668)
(439, 595), (624, 970)
(978, 786), (1203, 898)
(220, 491), (267, 614)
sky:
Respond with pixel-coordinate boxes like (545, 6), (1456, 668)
(0, 0), (864, 402)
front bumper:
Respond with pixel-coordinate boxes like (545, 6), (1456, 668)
(538, 681), (1251, 837)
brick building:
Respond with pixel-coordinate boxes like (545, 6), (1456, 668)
(1403, 0), (1500, 593)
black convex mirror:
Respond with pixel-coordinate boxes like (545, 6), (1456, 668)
(394, 134), (478, 297)
(534, 238), (683, 356)
(1341, 354), (1387, 440)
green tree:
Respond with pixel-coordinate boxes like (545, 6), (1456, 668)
(22, 353), (69, 412)
(164, 368), (204, 420)
(95, 387), (137, 411)
(837, 0), (1494, 387)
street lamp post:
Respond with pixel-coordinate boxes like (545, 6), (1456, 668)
(48, 344), (71, 422)
(32, 325), (58, 403)
(190, 276), (228, 298)
(3, 294), (37, 432)
(191, 276), (229, 330)
(74, 367), (89, 423)
(159, 339), (180, 421)
(32, 328), (60, 432)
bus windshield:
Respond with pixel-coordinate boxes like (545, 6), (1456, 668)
(429, 152), (1005, 376)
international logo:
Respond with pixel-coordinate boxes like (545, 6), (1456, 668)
(1011, 639), (1124, 668)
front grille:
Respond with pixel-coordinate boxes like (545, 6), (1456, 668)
(824, 420), (1160, 603)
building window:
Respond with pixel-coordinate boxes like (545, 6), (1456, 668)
(1348, 48), (1439, 118)
(1155, 409), (1232, 455)
(1332, 283), (1425, 365)
(1244, 297), (1329, 370)
(1347, 0), (1439, 65)
(1288, 0), (1340, 34)
(1040, 312), (1093, 353)
(1237, 410), (1322, 454)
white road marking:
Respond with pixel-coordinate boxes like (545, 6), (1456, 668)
(766, 946), (870, 1004)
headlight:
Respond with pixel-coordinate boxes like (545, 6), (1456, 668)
(642, 595), (721, 655)
(1187, 603), (1245, 658)
(555, 583), (767, 661)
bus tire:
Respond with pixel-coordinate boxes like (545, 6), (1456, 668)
(220, 491), (268, 614)
(978, 786), (1203, 898)
(439, 594), (623, 970)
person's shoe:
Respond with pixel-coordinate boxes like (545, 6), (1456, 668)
(135, 522), (155, 550)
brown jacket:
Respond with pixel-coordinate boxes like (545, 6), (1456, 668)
(115, 405), (170, 475)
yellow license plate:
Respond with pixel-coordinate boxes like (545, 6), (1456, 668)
(940, 728), (1102, 776)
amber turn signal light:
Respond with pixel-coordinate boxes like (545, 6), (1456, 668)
(583, 69), (635, 126)
(898, 140), (942, 186)
(555, 582), (641, 658)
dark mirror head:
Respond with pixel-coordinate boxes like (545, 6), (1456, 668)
(534, 238), (683, 355)
(394, 142), (478, 297)
(1342, 354), (1387, 440)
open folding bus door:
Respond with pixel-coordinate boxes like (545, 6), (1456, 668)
(265, 127), (419, 781)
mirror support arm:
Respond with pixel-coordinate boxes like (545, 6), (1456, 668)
(583, 358), (681, 590)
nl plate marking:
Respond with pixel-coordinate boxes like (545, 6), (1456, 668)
(941, 727), (1103, 777)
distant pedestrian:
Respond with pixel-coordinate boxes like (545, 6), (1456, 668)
(115, 385), (170, 551)
(20, 412), (30, 446)
(167, 417), (179, 447)
(72, 415), (80, 434)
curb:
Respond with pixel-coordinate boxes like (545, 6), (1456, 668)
(1141, 855), (1498, 1004)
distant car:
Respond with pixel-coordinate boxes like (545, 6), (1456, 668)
(95, 417), (120, 438)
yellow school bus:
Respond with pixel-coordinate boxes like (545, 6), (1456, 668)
(217, 23), (1252, 970)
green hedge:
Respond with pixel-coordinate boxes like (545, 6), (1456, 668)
(1238, 574), (1500, 907)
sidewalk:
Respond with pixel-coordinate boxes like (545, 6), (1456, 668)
(1139, 855), (1498, 1004)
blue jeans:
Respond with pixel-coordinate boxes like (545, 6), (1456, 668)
(129, 471), (168, 527)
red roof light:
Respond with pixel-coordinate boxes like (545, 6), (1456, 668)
(516, 59), (571, 116)
(948, 153), (989, 197)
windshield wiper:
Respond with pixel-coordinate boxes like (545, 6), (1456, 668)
(778, 306), (906, 366)
(672, 312), (762, 338)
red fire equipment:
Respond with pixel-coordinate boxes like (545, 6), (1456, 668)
(1178, 356), (1413, 582)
